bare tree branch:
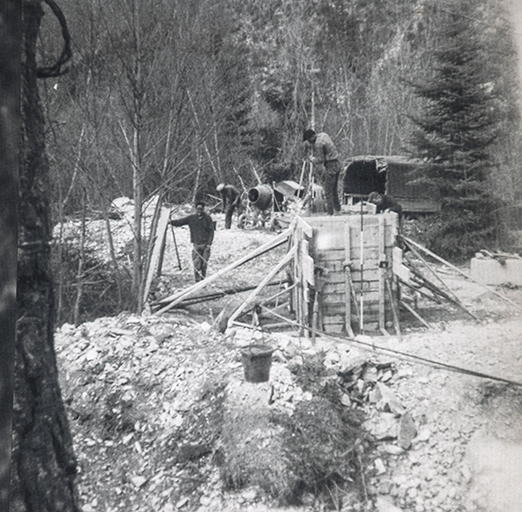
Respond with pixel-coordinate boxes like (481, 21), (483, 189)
(37, 0), (72, 78)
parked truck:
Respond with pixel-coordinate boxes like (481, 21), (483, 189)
(341, 156), (441, 215)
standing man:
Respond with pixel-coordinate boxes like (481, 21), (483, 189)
(170, 201), (215, 282)
(303, 129), (341, 215)
(216, 183), (242, 229)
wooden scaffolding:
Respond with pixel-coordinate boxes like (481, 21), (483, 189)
(152, 209), (519, 334)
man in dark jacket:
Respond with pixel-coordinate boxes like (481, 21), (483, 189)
(170, 201), (215, 282)
(216, 183), (242, 229)
(368, 192), (402, 217)
(303, 129), (341, 215)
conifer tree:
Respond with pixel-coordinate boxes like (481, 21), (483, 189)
(408, 0), (502, 260)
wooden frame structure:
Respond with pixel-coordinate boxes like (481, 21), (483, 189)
(152, 210), (509, 335)
(153, 213), (403, 336)
(287, 213), (400, 336)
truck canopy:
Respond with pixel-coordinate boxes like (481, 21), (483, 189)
(342, 156), (441, 214)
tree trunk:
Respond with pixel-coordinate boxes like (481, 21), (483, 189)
(10, 1), (80, 510)
(0, 1), (21, 510)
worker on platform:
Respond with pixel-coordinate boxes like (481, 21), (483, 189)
(170, 201), (215, 282)
(303, 129), (341, 216)
(368, 192), (403, 218)
(216, 183), (242, 229)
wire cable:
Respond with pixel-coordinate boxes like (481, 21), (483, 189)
(256, 305), (522, 389)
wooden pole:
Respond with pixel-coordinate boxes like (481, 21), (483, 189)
(343, 221), (354, 337)
(170, 223), (182, 270)
(378, 215), (388, 335)
(359, 200), (364, 333)
(155, 228), (291, 315)
(227, 244), (297, 327)
(401, 236), (522, 312)
(385, 277), (402, 339)
(142, 208), (170, 305)
(298, 159), (307, 193)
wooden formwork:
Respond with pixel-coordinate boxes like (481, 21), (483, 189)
(289, 213), (400, 335)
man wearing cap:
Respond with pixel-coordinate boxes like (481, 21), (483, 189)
(217, 183), (242, 229)
(170, 201), (215, 282)
(303, 129), (341, 215)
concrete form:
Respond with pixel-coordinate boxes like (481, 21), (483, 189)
(288, 212), (400, 335)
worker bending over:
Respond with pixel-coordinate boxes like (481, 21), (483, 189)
(170, 201), (215, 282)
(216, 183), (242, 229)
(368, 192), (402, 217)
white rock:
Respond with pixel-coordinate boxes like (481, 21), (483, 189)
(130, 476), (147, 488)
(200, 322), (211, 332)
(376, 496), (404, 512)
(375, 457), (387, 475)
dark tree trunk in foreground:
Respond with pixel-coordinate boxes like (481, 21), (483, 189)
(9, 1), (79, 510)
(0, 1), (21, 511)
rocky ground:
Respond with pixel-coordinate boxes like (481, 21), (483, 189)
(55, 203), (522, 512)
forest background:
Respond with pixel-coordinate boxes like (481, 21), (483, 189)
(36, 0), (522, 315)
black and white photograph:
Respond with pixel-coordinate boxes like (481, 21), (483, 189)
(2, 0), (522, 511)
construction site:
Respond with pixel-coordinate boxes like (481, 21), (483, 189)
(151, 159), (519, 341)
(53, 164), (522, 512)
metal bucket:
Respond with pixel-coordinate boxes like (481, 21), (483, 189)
(240, 344), (275, 383)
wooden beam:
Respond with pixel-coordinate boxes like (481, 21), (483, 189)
(400, 299), (432, 330)
(385, 277), (402, 339)
(142, 208), (171, 304)
(152, 280), (286, 308)
(227, 244), (297, 327)
(155, 228), (291, 315)
(401, 235), (522, 312)
(343, 221), (354, 337)
(378, 215), (387, 335)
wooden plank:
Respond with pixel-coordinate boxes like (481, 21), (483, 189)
(324, 276), (383, 290)
(317, 246), (382, 260)
(294, 224), (304, 333)
(297, 216), (313, 238)
(227, 244), (298, 326)
(156, 228), (291, 314)
(301, 239), (315, 286)
(322, 316), (345, 325)
(386, 276), (401, 338)
(324, 298), (382, 312)
(392, 246), (411, 282)
(343, 221), (355, 337)
(324, 271), (381, 286)
(143, 208), (171, 303)
(324, 282), (381, 296)
(315, 256), (382, 272)
(378, 215), (387, 334)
